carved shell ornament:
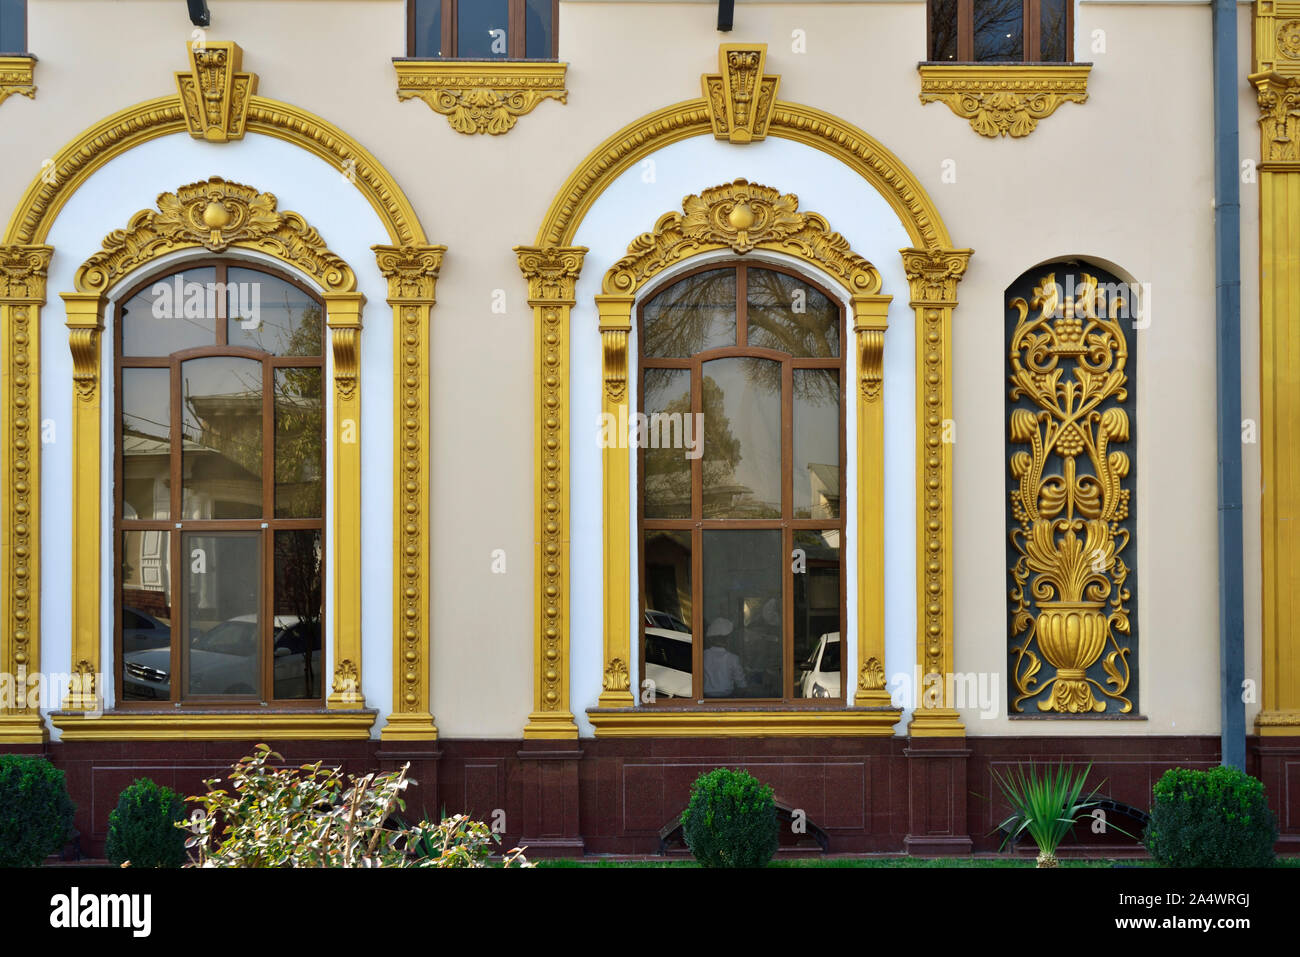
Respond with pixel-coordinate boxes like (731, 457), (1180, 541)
(1279, 20), (1300, 59)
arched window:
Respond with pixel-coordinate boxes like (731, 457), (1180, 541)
(638, 262), (845, 704)
(116, 261), (325, 704)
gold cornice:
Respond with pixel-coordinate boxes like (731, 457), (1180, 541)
(175, 41), (256, 142)
(702, 44), (779, 143)
(517, 244), (586, 301)
(1251, 71), (1300, 164)
(0, 55), (36, 107)
(917, 64), (1091, 138)
(394, 59), (567, 135)
(602, 178), (883, 297)
(50, 710), (378, 741)
(586, 708), (903, 737)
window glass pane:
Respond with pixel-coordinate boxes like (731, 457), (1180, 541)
(929, 0), (958, 60)
(747, 268), (839, 357)
(973, 0), (1024, 62)
(794, 530), (841, 699)
(642, 368), (692, 518)
(702, 529), (781, 699)
(275, 367), (322, 518)
(643, 529), (692, 700)
(226, 268), (323, 356)
(793, 369), (840, 519)
(273, 529), (322, 700)
(525, 0), (553, 57)
(1039, 0), (1068, 62)
(413, 0), (442, 56)
(181, 356), (264, 519)
(185, 531), (260, 697)
(643, 268), (736, 358)
(121, 267), (217, 356)
(121, 530), (173, 700)
(458, 0), (510, 58)
(122, 368), (171, 521)
(0, 0), (26, 52)
(702, 357), (781, 518)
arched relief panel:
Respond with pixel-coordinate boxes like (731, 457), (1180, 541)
(517, 42), (972, 740)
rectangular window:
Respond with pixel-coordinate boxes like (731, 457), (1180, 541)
(0, 0), (25, 53)
(928, 0), (1072, 63)
(408, 0), (557, 59)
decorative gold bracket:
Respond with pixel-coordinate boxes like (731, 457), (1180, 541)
(0, 55), (36, 108)
(917, 64), (1090, 138)
(176, 41), (257, 142)
(394, 60), (567, 135)
(703, 44), (779, 143)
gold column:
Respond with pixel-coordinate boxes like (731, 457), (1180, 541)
(1252, 13), (1300, 733)
(60, 291), (106, 712)
(595, 293), (635, 707)
(374, 245), (444, 740)
(902, 247), (971, 736)
(514, 245), (587, 739)
(852, 293), (895, 707)
(323, 291), (366, 710)
(0, 245), (51, 742)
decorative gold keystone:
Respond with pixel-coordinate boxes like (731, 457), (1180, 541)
(703, 44), (780, 143)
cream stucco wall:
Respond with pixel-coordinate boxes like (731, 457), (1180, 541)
(0, 0), (1256, 737)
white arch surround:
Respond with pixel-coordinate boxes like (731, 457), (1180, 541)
(567, 135), (918, 736)
(38, 132), (395, 736)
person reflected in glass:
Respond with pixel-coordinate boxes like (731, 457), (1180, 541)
(703, 617), (746, 697)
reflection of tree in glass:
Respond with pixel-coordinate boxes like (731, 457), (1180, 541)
(746, 269), (839, 357)
(275, 307), (324, 518)
(930, 0), (958, 59)
(642, 375), (742, 517)
(643, 270), (735, 357)
(235, 282), (323, 356)
(973, 0), (1023, 59)
(275, 530), (321, 697)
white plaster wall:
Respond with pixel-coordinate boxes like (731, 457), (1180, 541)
(569, 135), (916, 735)
(37, 133), (395, 735)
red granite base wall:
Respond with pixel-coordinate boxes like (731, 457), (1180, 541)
(26, 734), (1300, 858)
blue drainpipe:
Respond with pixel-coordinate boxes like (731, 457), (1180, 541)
(1212, 0), (1246, 770)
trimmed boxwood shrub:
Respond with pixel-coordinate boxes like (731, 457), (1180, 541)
(1145, 766), (1277, 868)
(0, 754), (76, 867)
(106, 778), (188, 868)
(680, 767), (778, 868)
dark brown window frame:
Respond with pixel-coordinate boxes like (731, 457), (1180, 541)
(114, 259), (326, 709)
(637, 261), (848, 708)
(406, 0), (559, 59)
(927, 0), (1074, 63)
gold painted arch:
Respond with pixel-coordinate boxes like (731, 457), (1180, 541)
(516, 45), (972, 740)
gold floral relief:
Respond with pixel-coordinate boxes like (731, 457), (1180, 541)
(1008, 271), (1135, 715)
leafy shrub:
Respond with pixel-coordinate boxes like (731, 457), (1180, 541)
(184, 744), (530, 868)
(992, 761), (1122, 867)
(105, 778), (187, 868)
(1145, 766), (1277, 868)
(680, 767), (778, 868)
(0, 754), (76, 867)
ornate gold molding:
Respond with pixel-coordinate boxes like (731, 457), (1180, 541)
(394, 60), (567, 135)
(175, 41), (256, 142)
(515, 245), (587, 738)
(0, 55), (36, 107)
(917, 64), (1091, 138)
(374, 244), (445, 740)
(702, 44), (779, 143)
(587, 708), (903, 737)
(50, 710), (377, 741)
(0, 245), (51, 743)
(1253, 71), (1300, 165)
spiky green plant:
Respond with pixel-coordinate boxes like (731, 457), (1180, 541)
(992, 761), (1127, 867)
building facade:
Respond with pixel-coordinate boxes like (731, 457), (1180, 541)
(0, 0), (1294, 856)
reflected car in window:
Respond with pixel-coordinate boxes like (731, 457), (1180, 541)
(644, 625), (692, 699)
(122, 607), (171, 654)
(798, 632), (841, 698)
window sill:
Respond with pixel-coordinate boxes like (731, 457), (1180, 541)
(49, 708), (378, 741)
(0, 54), (36, 108)
(917, 62), (1091, 138)
(393, 58), (567, 135)
(585, 706), (903, 738)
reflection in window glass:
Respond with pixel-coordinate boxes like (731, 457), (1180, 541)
(226, 268), (323, 356)
(121, 530), (172, 700)
(458, 0), (510, 58)
(747, 268), (839, 357)
(794, 530), (840, 699)
(794, 370), (840, 519)
(525, 0), (553, 58)
(184, 531), (260, 697)
(275, 368), (322, 519)
(412, 0), (442, 56)
(930, 0), (958, 60)
(121, 267), (217, 356)
(273, 529), (322, 699)
(973, 0), (1023, 61)
(1040, 0), (1068, 62)
(702, 357), (781, 518)
(122, 369), (171, 521)
(0, 0), (26, 52)
(703, 529), (782, 699)
(643, 530), (692, 699)
(643, 269), (736, 357)
(642, 368), (692, 519)
(181, 357), (264, 519)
